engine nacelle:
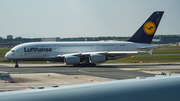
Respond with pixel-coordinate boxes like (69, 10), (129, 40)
(64, 56), (80, 65)
(89, 54), (106, 63)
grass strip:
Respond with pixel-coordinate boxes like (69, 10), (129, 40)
(0, 48), (10, 57)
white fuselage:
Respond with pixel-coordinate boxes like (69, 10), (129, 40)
(5, 41), (156, 62)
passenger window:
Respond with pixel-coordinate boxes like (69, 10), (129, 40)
(11, 50), (15, 52)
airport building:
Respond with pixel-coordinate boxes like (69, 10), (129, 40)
(159, 35), (180, 43)
(7, 35), (13, 40)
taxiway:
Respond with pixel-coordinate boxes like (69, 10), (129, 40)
(0, 63), (180, 91)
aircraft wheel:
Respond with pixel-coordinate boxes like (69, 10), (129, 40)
(74, 64), (80, 67)
(91, 63), (96, 67)
(15, 64), (19, 68)
(87, 63), (96, 67)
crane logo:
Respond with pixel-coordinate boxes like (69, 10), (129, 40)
(143, 21), (156, 35)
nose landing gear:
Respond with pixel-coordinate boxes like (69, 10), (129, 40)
(15, 61), (19, 68)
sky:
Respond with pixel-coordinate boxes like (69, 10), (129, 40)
(0, 0), (180, 38)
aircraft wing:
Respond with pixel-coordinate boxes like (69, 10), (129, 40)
(58, 51), (146, 57)
(59, 53), (81, 57)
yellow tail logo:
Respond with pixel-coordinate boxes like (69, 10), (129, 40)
(143, 21), (156, 35)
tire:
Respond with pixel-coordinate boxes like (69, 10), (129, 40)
(15, 64), (19, 68)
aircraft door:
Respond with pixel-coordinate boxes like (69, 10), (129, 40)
(19, 48), (23, 56)
(116, 44), (119, 49)
(96, 44), (100, 50)
(119, 44), (126, 51)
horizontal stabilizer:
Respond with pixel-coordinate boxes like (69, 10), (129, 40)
(138, 44), (170, 50)
(138, 45), (160, 49)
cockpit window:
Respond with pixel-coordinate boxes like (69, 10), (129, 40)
(11, 50), (15, 52)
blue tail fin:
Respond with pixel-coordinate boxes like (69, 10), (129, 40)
(128, 11), (164, 43)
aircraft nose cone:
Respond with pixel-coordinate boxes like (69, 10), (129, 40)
(5, 52), (11, 59)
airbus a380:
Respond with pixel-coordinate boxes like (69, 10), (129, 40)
(5, 11), (164, 67)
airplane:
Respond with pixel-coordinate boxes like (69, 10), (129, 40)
(0, 72), (180, 101)
(5, 11), (164, 68)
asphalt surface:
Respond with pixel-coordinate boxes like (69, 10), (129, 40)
(1, 63), (180, 80)
(0, 63), (180, 92)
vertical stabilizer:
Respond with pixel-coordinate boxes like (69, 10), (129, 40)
(128, 11), (164, 43)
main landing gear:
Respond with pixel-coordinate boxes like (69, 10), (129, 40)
(15, 61), (19, 68)
(74, 63), (96, 67)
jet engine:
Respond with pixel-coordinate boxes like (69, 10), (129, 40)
(64, 56), (80, 65)
(89, 54), (106, 63)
